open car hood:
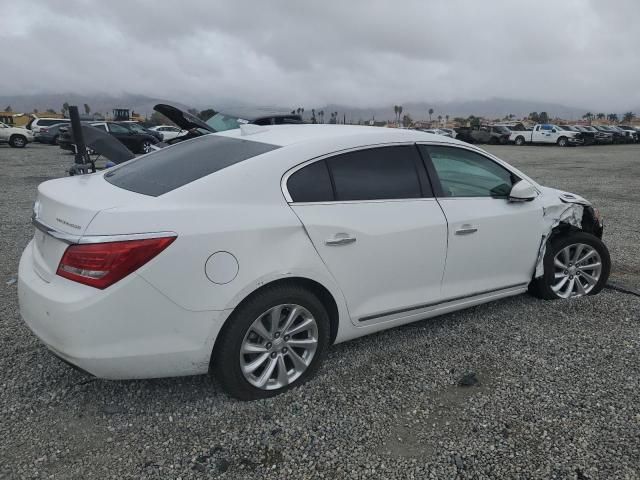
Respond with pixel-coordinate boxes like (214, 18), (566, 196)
(153, 104), (214, 132)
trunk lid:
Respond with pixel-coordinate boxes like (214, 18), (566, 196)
(31, 173), (148, 282)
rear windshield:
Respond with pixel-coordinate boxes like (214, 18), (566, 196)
(104, 135), (279, 196)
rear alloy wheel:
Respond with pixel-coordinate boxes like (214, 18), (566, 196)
(557, 136), (568, 147)
(213, 285), (330, 400)
(530, 232), (610, 300)
(141, 141), (152, 154)
(515, 136), (526, 146)
(9, 135), (26, 148)
(240, 304), (319, 390)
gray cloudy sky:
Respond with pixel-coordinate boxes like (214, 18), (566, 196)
(2, 0), (639, 110)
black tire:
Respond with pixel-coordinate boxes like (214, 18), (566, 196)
(140, 140), (152, 154)
(9, 135), (27, 148)
(515, 136), (526, 146)
(212, 284), (331, 400)
(557, 136), (568, 147)
(529, 231), (610, 300)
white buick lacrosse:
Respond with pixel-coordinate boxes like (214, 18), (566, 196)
(19, 125), (609, 399)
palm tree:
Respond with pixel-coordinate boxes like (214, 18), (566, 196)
(437, 115), (442, 125)
(582, 112), (594, 123)
(393, 105), (399, 123)
(398, 106), (403, 125)
(623, 112), (635, 123)
(445, 114), (449, 125)
(596, 113), (605, 120)
(428, 108), (434, 122)
(607, 113), (618, 123)
(318, 110), (324, 124)
(311, 109), (317, 124)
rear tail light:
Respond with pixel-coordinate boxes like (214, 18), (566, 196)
(56, 236), (176, 289)
(40, 128), (48, 133)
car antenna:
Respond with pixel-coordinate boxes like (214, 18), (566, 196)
(68, 105), (95, 176)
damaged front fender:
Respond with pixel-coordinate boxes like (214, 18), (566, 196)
(533, 189), (597, 278)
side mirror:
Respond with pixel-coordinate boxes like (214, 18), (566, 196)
(509, 180), (538, 202)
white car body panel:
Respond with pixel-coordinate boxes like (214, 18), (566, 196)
(17, 125), (599, 380)
(291, 199), (447, 323)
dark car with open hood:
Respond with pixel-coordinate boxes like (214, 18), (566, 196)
(154, 104), (302, 145)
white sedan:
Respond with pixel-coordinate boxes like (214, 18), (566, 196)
(148, 125), (187, 141)
(18, 125), (609, 400)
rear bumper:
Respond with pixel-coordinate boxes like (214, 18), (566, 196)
(18, 240), (228, 379)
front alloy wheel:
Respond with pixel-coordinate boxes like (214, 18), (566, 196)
(529, 232), (610, 300)
(141, 141), (152, 153)
(240, 304), (318, 390)
(551, 243), (602, 298)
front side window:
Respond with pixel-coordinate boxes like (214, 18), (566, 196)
(422, 146), (517, 198)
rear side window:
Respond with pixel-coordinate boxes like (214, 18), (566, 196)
(105, 135), (279, 196)
(287, 160), (334, 202)
(327, 146), (423, 201)
(41, 119), (68, 127)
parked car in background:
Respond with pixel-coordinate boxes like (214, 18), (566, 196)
(0, 122), (35, 147)
(618, 125), (640, 142)
(578, 125), (613, 144)
(511, 124), (583, 146)
(153, 104), (303, 145)
(120, 121), (163, 142)
(418, 128), (454, 138)
(455, 125), (510, 144)
(26, 117), (70, 134)
(594, 125), (625, 144)
(19, 125), (609, 400)
(438, 128), (457, 138)
(35, 123), (68, 145)
(59, 122), (159, 154)
(559, 125), (594, 145)
(149, 125), (187, 141)
(610, 125), (637, 143)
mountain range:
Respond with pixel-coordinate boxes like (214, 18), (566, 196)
(0, 93), (612, 122)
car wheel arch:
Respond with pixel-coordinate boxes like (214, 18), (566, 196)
(218, 276), (342, 351)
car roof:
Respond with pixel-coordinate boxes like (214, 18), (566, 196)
(214, 124), (464, 148)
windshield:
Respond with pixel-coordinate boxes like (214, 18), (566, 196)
(206, 112), (245, 132)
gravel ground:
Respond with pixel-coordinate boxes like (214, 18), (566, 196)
(1, 143), (639, 479)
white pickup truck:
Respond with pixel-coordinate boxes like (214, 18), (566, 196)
(510, 124), (583, 147)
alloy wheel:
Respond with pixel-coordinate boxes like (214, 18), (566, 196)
(142, 141), (152, 153)
(240, 304), (318, 390)
(12, 137), (26, 147)
(551, 243), (602, 298)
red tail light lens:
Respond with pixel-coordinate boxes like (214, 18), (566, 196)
(56, 236), (176, 289)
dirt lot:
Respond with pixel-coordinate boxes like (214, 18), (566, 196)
(0, 143), (638, 479)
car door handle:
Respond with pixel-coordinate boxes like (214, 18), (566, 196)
(455, 225), (478, 235)
(325, 233), (357, 246)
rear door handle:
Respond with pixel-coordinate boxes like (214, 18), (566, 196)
(455, 225), (478, 235)
(325, 233), (357, 246)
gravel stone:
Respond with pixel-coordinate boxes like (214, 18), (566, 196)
(0, 143), (639, 479)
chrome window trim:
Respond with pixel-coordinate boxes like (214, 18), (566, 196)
(281, 141), (425, 203)
(32, 215), (177, 245)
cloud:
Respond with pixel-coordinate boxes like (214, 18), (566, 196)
(1, 0), (639, 110)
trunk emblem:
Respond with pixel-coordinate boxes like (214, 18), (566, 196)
(55, 218), (82, 230)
